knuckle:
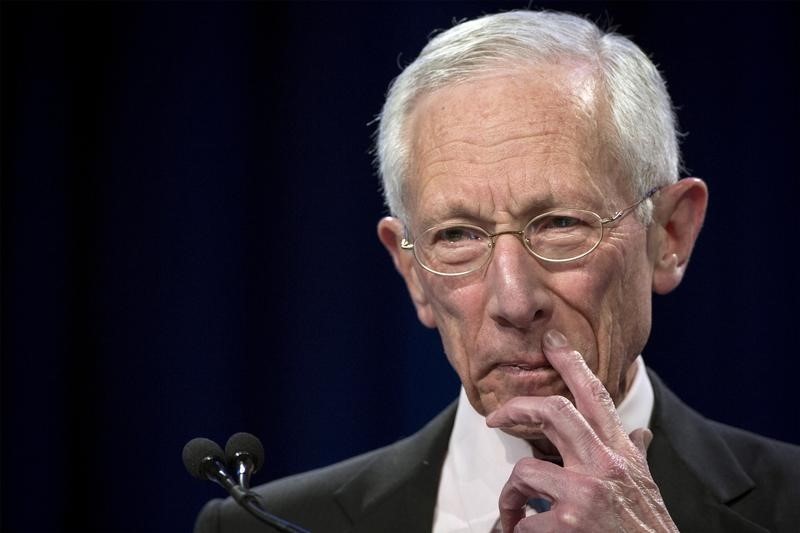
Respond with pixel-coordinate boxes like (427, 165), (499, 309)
(587, 378), (612, 405)
(600, 452), (629, 480)
(577, 475), (607, 501)
(574, 478), (617, 517)
(511, 457), (538, 479)
(499, 497), (520, 512)
(504, 397), (534, 420)
(513, 517), (540, 533)
(543, 394), (574, 415)
(554, 507), (580, 528)
(567, 349), (587, 368)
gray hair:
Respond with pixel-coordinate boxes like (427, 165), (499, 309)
(375, 10), (680, 224)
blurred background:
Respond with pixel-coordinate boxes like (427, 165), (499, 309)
(3, 1), (799, 531)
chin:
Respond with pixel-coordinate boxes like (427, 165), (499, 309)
(473, 385), (574, 420)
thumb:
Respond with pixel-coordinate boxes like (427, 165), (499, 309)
(629, 427), (654, 455)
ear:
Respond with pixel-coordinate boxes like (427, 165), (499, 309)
(651, 178), (708, 295)
(377, 217), (437, 328)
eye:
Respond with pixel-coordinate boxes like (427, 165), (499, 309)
(543, 215), (581, 229)
(530, 210), (597, 233)
(434, 226), (485, 243)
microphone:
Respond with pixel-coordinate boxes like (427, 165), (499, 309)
(183, 436), (309, 533)
(225, 432), (264, 489)
(183, 438), (243, 496)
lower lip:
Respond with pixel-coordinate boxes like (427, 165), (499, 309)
(491, 365), (564, 396)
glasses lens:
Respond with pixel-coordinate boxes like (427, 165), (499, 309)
(416, 224), (491, 275)
(525, 209), (602, 261)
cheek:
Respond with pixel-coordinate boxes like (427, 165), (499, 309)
(552, 268), (614, 359)
(580, 240), (653, 392)
(421, 277), (487, 368)
(551, 246), (639, 359)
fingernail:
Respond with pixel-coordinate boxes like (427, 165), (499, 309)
(544, 329), (567, 348)
(644, 428), (654, 449)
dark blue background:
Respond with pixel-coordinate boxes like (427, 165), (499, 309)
(3, 2), (799, 532)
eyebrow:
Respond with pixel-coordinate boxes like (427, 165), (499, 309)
(416, 204), (480, 230)
(414, 194), (563, 232)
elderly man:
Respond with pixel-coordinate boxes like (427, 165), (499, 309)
(196, 10), (800, 533)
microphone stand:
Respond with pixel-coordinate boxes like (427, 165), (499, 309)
(201, 457), (310, 533)
(235, 492), (309, 533)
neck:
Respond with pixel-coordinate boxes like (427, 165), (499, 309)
(616, 358), (640, 406)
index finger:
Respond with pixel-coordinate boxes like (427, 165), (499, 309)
(541, 329), (628, 448)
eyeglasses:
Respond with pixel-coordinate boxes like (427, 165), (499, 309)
(400, 187), (661, 276)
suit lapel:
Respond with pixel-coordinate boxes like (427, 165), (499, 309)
(648, 371), (767, 533)
(333, 402), (456, 533)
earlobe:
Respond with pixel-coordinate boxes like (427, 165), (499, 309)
(377, 217), (437, 328)
(653, 252), (680, 293)
(663, 253), (679, 270)
(651, 178), (708, 295)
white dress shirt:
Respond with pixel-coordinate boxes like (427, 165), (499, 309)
(432, 356), (654, 533)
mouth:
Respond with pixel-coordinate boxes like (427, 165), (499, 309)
(495, 362), (553, 375)
(489, 361), (564, 400)
(481, 358), (567, 403)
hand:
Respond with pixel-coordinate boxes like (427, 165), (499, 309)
(485, 329), (677, 533)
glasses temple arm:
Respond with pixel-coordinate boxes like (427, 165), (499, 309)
(600, 186), (662, 224)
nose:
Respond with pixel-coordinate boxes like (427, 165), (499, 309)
(485, 232), (552, 330)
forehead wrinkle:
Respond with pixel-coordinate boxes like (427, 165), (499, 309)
(416, 131), (570, 166)
(412, 188), (499, 230)
(406, 66), (626, 229)
(411, 143), (604, 230)
(415, 123), (598, 191)
(415, 143), (583, 182)
(417, 107), (585, 154)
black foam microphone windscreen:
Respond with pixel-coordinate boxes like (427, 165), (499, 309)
(224, 432), (265, 472)
(182, 437), (225, 480)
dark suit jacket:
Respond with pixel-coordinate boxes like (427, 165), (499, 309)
(195, 371), (800, 532)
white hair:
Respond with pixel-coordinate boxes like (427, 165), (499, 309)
(375, 10), (680, 224)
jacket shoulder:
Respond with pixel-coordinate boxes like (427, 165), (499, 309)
(194, 402), (457, 533)
(648, 369), (800, 532)
(194, 450), (379, 533)
(708, 419), (800, 514)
